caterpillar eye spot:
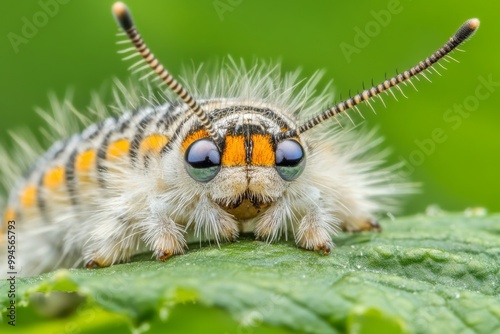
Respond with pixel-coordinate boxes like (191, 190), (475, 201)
(275, 140), (305, 181)
(184, 139), (221, 182)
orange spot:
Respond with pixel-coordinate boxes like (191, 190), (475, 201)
(139, 134), (169, 154)
(4, 208), (15, 223)
(107, 139), (130, 160)
(181, 129), (209, 152)
(75, 149), (96, 173)
(251, 134), (275, 166)
(43, 166), (65, 189)
(20, 184), (37, 207)
(222, 135), (246, 167)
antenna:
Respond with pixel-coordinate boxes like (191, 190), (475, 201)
(112, 2), (222, 146)
(276, 18), (480, 140)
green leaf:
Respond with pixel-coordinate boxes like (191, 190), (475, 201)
(1, 213), (500, 334)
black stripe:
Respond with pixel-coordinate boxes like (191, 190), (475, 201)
(143, 153), (152, 170)
(36, 176), (48, 221)
(95, 117), (120, 188)
(65, 150), (78, 206)
(130, 104), (182, 166)
(96, 111), (141, 186)
(36, 139), (67, 222)
(129, 113), (155, 165)
(160, 102), (210, 154)
(96, 131), (112, 188)
(119, 114), (133, 134)
(67, 123), (103, 203)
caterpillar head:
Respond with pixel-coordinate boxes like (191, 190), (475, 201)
(181, 107), (306, 220)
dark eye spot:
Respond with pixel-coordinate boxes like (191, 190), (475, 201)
(275, 140), (305, 181)
(184, 139), (221, 182)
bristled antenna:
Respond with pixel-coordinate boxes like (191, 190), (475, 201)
(112, 2), (222, 146)
(276, 18), (480, 140)
(112, 2), (479, 143)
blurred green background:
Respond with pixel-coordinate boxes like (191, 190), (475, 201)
(0, 0), (499, 215)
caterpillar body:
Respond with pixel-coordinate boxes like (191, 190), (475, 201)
(0, 3), (479, 277)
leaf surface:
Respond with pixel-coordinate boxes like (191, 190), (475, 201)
(1, 213), (500, 333)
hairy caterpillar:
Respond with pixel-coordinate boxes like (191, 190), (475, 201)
(0, 2), (479, 277)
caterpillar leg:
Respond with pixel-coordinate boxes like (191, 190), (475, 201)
(190, 196), (239, 244)
(139, 197), (188, 261)
(83, 216), (141, 269)
(255, 195), (338, 255)
(295, 206), (337, 255)
(335, 192), (382, 233)
(341, 215), (381, 232)
(143, 216), (187, 262)
(254, 198), (290, 242)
